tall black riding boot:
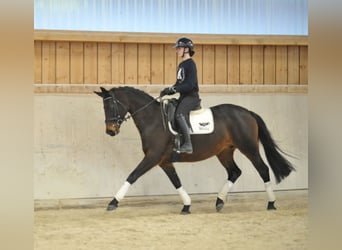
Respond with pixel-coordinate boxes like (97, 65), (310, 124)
(176, 114), (193, 154)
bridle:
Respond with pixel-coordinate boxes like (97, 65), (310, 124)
(103, 91), (160, 127)
(103, 91), (127, 125)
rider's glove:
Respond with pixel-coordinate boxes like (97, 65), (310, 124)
(160, 87), (176, 97)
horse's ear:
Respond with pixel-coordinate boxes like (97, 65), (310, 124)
(100, 87), (108, 93)
(94, 91), (103, 97)
(94, 87), (109, 97)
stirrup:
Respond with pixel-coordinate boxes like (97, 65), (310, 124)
(176, 144), (193, 154)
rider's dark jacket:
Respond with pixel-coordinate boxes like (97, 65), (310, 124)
(172, 58), (201, 119)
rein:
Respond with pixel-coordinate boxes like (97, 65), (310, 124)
(122, 95), (168, 131)
(124, 96), (161, 121)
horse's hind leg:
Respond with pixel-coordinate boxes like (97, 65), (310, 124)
(159, 162), (191, 214)
(243, 150), (277, 210)
(215, 148), (242, 212)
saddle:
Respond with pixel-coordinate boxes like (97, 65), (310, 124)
(161, 98), (214, 161)
(161, 98), (214, 135)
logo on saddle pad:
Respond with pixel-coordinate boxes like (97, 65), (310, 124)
(168, 108), (214, 135)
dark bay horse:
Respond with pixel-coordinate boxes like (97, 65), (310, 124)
(95, 86), (295, 214)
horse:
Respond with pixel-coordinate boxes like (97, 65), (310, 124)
(94, 86), (295, 214)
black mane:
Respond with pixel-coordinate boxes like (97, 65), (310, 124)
(112, 86), (155, 102)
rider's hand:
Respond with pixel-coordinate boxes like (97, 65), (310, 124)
(160, 87), (176, 97)
(160, 88), (168, 97)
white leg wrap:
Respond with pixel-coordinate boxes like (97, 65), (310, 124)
(265, 181), (276, 202)
(217, 180), (234, 201)
(177, 186), (191, 206)
(115, 181), (131, 202)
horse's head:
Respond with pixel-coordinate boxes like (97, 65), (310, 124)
(94, 87), (128, 136)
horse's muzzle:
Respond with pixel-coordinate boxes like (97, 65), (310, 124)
(106, 123), (120, 136)
(106, 130), (117, 136)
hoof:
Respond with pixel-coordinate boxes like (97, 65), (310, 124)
(267, 201), (277, 210)
(180, 205), (191, 215)
(107, 204), (118, 211)
(107, 198), (119, 211)
(216, 198), (224, 212)
(180, 210), (191, 215)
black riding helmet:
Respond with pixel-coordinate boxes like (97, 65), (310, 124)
(173, 37), (195, 57)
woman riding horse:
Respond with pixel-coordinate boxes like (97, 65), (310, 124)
(160, 37), (201, 154)
(95, 86), (295, 214)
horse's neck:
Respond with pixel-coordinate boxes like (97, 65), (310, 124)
(125, 94), (152, 114)
(119, 89), (156, 119)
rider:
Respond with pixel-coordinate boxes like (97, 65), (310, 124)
(160, 37), (201, 154)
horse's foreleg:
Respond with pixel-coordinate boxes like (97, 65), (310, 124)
(107, 181), (131, 210)
(177, 187), (191, 214)
(160, 163), (191, 214)
(107, 155), (160, 211)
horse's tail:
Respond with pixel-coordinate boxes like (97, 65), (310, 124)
(250, 111), (295, 183)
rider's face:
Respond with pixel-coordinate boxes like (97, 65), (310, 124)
(176, 47), (185, 57)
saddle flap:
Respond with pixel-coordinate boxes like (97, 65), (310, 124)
(162, 98), (178, 129)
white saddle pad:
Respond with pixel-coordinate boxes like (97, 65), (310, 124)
(168, 108), (214, 135)
(189, 108), (214, 134)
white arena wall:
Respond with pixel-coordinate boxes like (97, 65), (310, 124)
(34, 91), (308, 200)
